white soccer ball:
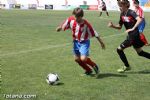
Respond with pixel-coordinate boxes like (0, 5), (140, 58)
(46, 73), (59, 85)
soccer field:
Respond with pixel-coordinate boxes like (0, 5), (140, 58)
(0, 10), (150, 100)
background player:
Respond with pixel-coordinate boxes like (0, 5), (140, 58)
(132, 0), (149, 46)
(98, 0), (109, 17)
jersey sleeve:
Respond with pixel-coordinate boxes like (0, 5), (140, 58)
(86, 20), (99, 37)
(138, 8), (144, 18)
(61, 17), (71, 31)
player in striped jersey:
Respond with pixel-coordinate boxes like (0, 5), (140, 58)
(132, 0), (149, 46)
(56, 7), (105, 75)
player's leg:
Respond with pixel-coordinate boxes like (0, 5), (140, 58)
(133, 34), (150, 59)
(105, 9), (109, 16)
(134, 47), (150, 59)
(140, 33), (149, 46)
(74, 55), (92, 74)
(80, 40), (99, 74)
(99, 11), (102, 17)
(138, 19), (149, 46)
(117, 39), (131, 72)
(106, 11), (109, 16)
(80, 56), (99, 74)
(73, 40), (92, 74)
(86, 57), (99, 74)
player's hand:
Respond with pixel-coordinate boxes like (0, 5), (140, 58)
(108, 22), (113, 28)
(56, 27), (62, 32)
(145, 43), (150, 46)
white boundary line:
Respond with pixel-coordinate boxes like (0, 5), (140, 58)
(0, 33), (125, 57)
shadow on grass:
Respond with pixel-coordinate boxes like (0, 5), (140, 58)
(56, 82), (64, 85)
(96, 73), (127, 79)
(48, 82), (64, 86)
(125, 69), (150, 74)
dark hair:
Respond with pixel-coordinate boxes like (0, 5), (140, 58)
(117, 0), (130, 8)
(134, 0), (139, 4)
(72, 7), (84, 17)
(117, 0), (129, 4)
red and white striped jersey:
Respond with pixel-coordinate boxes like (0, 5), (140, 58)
(61, 16), (99, 42)
(135, 6), (144, 18)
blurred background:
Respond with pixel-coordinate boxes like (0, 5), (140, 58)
(0, 0), (150, 11)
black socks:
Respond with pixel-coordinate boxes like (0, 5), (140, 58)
(138, 51), (150, 59)
(117, 49), (130, 67)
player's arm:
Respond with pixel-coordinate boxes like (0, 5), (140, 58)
(108, 22), (122, 29)
(125, 16), (142, 33)
(96, 36), (105, 49)
(108, 15), (123, 30)
(56, 20), (66, 32)
(87, 22), (105, 49)
(94, 30), (105, 49)
(56, 18), (70, 32)
(126, 11), (142, 33)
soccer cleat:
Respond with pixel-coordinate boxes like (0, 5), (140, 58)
(93, 65), (100, 74)
(117, 66), (131, 73)
(84, 70), (93, 75)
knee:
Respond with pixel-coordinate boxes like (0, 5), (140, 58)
(117, 47), (123, 53)
(80, 57), (87, 62)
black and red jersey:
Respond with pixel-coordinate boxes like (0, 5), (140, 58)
(119, 9), (139, 39)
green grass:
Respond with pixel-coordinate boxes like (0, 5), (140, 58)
(0, 10), (150, 100)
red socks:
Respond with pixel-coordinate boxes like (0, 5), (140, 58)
(75, 60), (91, 72)
(75, 58), (97, 72)
(86, 58), (96, 67)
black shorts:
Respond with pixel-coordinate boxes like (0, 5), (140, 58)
(120, 35), (145, 49)
(102, 7), (106, 11)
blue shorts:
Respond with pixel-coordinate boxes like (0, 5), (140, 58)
(138, 19), (145, 33)
(73, 40), (90, 56)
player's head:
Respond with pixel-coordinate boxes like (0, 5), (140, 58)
(72, 7), (84, 22)
(133, 0), (139, 7)
(133, 0), (139, 4)
(72, 7), (84, 18)
(117, 0), (130, 12)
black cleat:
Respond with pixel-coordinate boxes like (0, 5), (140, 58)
(84, 70), (93, 75)
(93, 65), (100, 74)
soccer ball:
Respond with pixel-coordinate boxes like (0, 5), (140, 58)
(46, 73), (59, 85)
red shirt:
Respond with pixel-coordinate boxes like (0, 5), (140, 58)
(135, 6), (144, 18)
(61, 16), (99, 41)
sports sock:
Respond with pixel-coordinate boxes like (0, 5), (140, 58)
(106, 12), (109, 16)
(99, 12), (102, 16)
(75, 60), (92, 72)
(138, 51), (150, 59)
(86, 58), (96, 67)
(117, 49), (130, 67)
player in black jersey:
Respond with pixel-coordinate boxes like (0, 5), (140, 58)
(108, 0), (150, 73)
(98, 0), (109, 17)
